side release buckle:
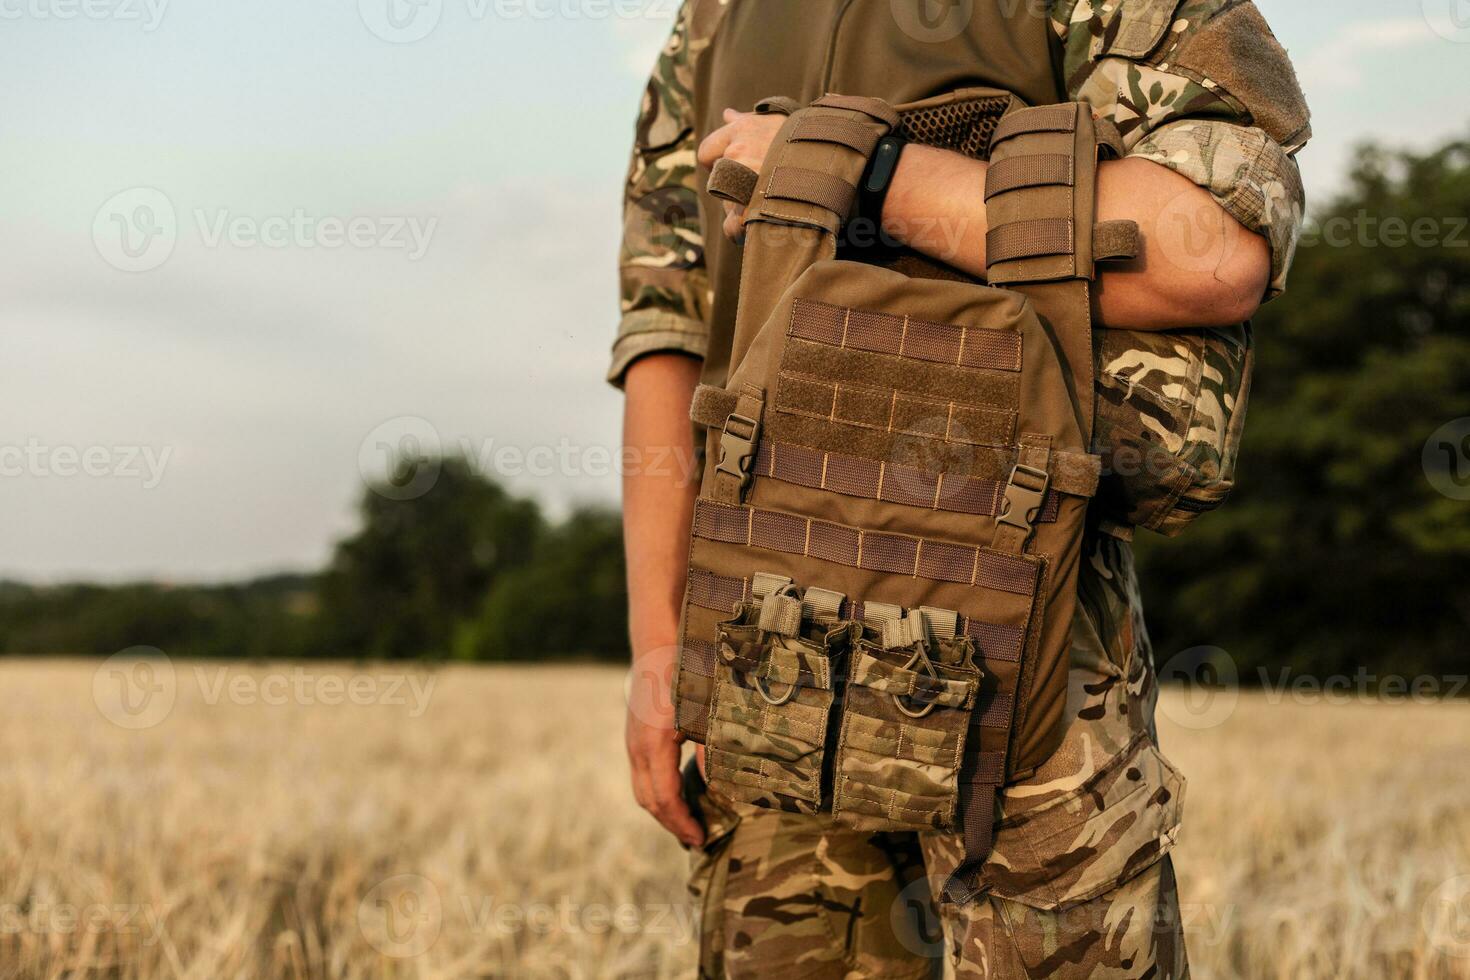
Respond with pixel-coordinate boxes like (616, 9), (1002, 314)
(997, 463), (1050, 536)
(715, 412), (760, 493)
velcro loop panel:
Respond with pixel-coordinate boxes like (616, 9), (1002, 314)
(987, 218), (1074, 264)
(990, 103), (1079, 147)
(1094, 116), (1126, 158)
(789, 115), (881, 156)
(690, 383), (739, 428)
(984, 154), (1074, 200)
(765, 166), (858, 217)
(708, 158), (759, 207)
(811, 93), (900, 127)
(1093, 220), (1141, 262)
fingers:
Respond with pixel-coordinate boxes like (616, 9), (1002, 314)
(626, 719), (704, 848)
(697, 121), (736, 170)
(721, 201), (746, 243)
(648, 744), (705, 848)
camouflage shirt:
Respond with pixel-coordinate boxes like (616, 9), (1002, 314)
(610, 0), (1309, 385)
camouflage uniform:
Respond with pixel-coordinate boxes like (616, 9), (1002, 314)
(614, 2), (1309, 976)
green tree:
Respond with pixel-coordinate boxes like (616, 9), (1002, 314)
(314, 456), (543, 659)
(1135, 137), (1470, 679)
(452, 508), (628, 661)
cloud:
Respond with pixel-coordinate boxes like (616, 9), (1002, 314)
(1298, 18), (1440, 91)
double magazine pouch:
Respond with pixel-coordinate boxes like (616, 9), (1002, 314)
(678, 90), (1140, 902)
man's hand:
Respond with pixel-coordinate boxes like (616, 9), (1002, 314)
(697, 108), (785, 241)
(626, 642), (704, 848)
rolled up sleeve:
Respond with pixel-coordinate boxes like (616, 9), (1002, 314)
(1056, 0), (1311, 299)
(610, 1), (711, 387)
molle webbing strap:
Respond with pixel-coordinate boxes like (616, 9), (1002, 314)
(687, 566), (750, 613)
(863, 601), (902, 629)
(990, 102), (1079, 143)
(757, 591), (803, 636)
(752, 440), (1063, 522)
(986, 219), (1073, 264)
(983, 154), (1074, 199)
(947, 750), (1007, 904)
(685, 567), (1026, 664)
(765, 167), (858, 216)
(751, 571), (791, 599)
(811, 94), (900, 127)
(802, 587), (846, 624)
(790, 115), (883, 156)
(692, 499), (1041, 595)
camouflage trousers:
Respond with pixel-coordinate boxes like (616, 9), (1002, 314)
(687, 627), (1189, 979)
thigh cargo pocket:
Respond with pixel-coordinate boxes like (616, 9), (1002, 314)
(705, 601), (851, 815)
(833, 609), (981, 833)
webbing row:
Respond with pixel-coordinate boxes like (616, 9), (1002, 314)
(753, 439), (1061, 521)
(693, 500), (1039, 594)
(788, 298), (1022, 373)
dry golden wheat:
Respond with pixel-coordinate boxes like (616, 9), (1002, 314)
(1, 659), (1467, 979)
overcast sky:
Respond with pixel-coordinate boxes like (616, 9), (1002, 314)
(3, 0), (1467, 583)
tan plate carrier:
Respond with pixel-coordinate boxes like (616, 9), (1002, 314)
(675, 89), (1139, 903)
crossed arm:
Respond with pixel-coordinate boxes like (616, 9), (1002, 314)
(701, 108), (1271, 329)
(624, 110), (1273, 847)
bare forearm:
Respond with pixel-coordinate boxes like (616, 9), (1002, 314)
(622, 353), (701, 654)
(881, 146), (1270, 328)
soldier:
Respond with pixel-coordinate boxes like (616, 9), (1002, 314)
(616, 2), (1309, 976)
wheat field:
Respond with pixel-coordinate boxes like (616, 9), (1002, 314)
(1, 657), (1468, 979)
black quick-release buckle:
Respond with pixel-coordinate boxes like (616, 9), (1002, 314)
(715, 412), (759, 492)
(997, 463), (1050, 536)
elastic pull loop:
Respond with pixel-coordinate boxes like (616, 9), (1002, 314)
(893, 645), (941, 719)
